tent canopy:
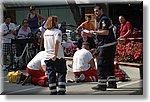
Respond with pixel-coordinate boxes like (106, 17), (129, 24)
(2, 0), (141, 8)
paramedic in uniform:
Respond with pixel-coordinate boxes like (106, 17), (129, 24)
(17, 51), (48, 86)
(43, 16), (67, 95)
(73, 42), (98, 82)
(89, 6), (117, 91)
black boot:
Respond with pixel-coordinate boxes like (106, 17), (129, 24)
(107, 76), (117, 88)
(22, 75), (31, 86)
(16, 73), (25, 84)
(107, 82), (117, 88)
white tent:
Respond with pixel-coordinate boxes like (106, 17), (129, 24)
(1, 0), (141, 7)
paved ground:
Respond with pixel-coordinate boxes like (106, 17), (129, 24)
(1, 67), (143, 95)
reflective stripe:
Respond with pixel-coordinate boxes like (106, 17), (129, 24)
(89, 76), (96, 82)
(108, 79), (117, 82)
(107, 76), (116, 82)
(58, 87), (66, 91)
(89, 76), (93, 81)
(92, 76), (96, 82)
(98, 79), (107, 83)
(98, 82), (107, 85)
(98, 41), (118, 48)
(49, 83), (56, 87)
(108, 76), (116, 78)
(58, 82), (66, 86)
(50, 89), (57, 93)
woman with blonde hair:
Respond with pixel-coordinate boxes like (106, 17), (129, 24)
(44, 16), (67, 95)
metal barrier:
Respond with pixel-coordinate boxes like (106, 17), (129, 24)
(10, 38), (38, 70)
(117, 37), (143, 44)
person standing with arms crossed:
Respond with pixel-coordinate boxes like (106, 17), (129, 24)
(89, 6), (117, 91)
(43, 16), (67, 95)
(0, 15), (16, 70)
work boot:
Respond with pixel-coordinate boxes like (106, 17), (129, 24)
(92, 84), (107, 91)
(107, 76), (117, 88)
(107, 82), (117, 88)
(16, 73), (25, 84)
(22, 75), (31, 86)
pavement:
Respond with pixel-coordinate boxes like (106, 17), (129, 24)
(0, 60), (143, 95)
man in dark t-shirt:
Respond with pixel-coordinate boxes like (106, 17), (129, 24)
(77, 30), (96, 53)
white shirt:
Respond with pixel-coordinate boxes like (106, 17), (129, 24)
(27, 51), (46, 70)
(73, 48), (93, 72)
(0, 22), (16, 43)
(43, 28), (64, 60)
(39, 26), (46, 38)
(62, 39), (74, 48)
(17, 26), (31, 39)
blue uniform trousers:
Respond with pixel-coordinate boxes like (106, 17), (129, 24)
(45, 59), (67, 95)
(97, 45), (116, 86)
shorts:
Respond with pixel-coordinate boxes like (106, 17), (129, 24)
(3, 43), (11, 55)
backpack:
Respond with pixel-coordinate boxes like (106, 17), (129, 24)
(7, 70), (22, 83)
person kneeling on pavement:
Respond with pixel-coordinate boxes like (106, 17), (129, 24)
(72, 42), (98, 82)
(16, 51), (49, 87)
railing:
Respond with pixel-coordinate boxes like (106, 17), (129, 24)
(117, 37), (143, 44)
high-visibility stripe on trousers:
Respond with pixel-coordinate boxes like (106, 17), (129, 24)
(74, 67), (98, 82)
(98, 79), (107, 86)
(49, 83), (57, 95)
(58, 82), (66, 95)
(44, 59), (67, 95)
(107, 76), (117, 82)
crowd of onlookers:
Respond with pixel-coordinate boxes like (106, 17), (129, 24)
(0, 6), (45, 69)
(0, 5), (133, 68)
